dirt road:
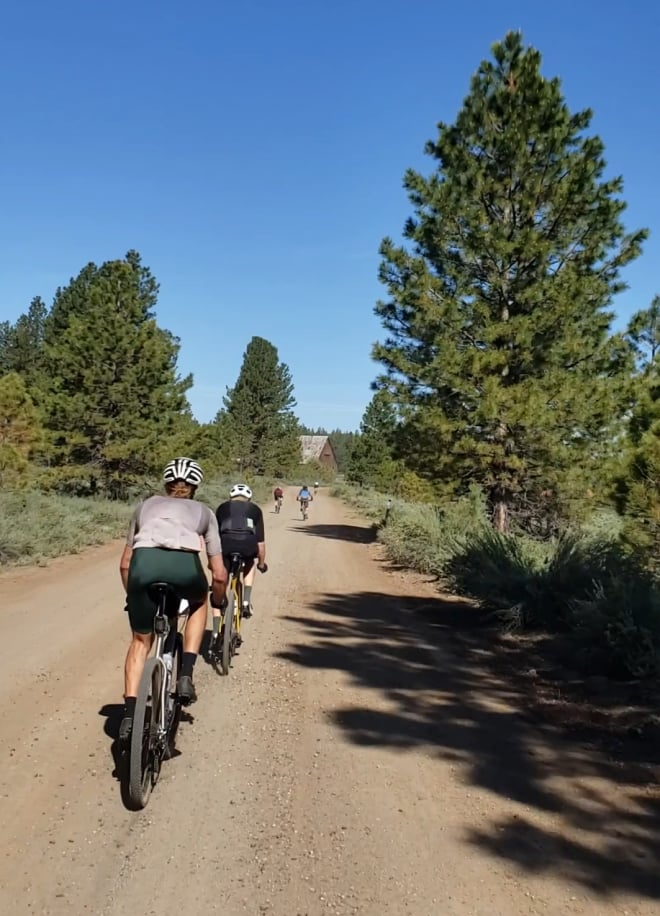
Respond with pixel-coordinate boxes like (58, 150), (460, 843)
(1, 489), (658, 915)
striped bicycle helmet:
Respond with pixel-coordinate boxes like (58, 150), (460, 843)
(163, 457), (204, 486)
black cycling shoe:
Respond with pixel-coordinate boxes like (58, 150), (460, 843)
(118, 716), (133, 744)
(177, 675), (197, 705)
(242, 602), (253, 619)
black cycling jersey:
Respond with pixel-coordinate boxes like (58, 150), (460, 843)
(215, 499), (265, 542)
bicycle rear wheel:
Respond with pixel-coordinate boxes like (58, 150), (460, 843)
(128, 657), (162, 809)
(221, 591), (235, 675)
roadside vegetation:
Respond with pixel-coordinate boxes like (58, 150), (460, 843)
(0, 476), (278, 567)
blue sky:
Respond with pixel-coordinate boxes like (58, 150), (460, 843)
(1, 0), (658, 431)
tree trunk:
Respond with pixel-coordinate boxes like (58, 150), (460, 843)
(493, 500), (508, 533)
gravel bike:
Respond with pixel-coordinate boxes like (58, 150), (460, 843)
(127, 583), (185, 809)
(209, 555), (267, 675)
(209, 553), (245, 675)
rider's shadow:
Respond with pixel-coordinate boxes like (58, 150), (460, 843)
(98, 703), (131, 807)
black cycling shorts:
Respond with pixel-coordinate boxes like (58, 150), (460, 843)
(221, 535), (258, 569)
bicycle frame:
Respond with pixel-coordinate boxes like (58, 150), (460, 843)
(226, 553), (244, 634)
(128, 584), (186, 809)
(152, 593), (180, 747)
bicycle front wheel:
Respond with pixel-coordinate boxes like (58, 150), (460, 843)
(221, 591), (235, 675)
(128, 657), (163, 809)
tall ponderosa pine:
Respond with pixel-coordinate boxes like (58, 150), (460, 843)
(216, 336), (300, 475)
(373, 31), (646, 531)
(43, 251), (193, 495)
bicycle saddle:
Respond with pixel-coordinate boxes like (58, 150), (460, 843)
(147, 582), (182, 601)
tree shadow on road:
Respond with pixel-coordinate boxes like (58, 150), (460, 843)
(291, 522), (378, 544)
(275, 586), (660, 901)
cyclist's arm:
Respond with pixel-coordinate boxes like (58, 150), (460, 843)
(120, 504), (140, 591)
(255, 509), (266, 566)
(203, 510), (228, 603)
(209, 555), (227, 605)
(119, 545), (132, 591)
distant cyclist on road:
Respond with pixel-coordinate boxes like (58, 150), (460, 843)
(297, 484), (313, 516)
(273, 485), (284, 513)
(118, 457), (228, 743)
(214, 484), (267, 634)
(314, 481), (319, 494)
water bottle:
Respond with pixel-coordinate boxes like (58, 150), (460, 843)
(162, 652), (173, 673)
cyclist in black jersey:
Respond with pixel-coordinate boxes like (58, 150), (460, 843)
(213, 484), (267, 638)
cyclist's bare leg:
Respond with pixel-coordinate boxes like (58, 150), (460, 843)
(243, 559), (257, 588)
(182, 600), (207, 655)
(124, 631), (154, 698)
(242, 557), (258, 614)
(177, 600), (207, 701)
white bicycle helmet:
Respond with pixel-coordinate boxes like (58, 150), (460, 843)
(229, 483), (252, 499)
(163, 457), (204, 486)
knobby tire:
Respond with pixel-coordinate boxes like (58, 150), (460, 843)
(221, 590), (235, 675)
(128, 657), (162, 809)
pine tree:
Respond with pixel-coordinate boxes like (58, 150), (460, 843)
(215, 336), (300, 476)
(0, 296), (48, 392)
(47, 263), (99, 338)
(373, 31), (646, 531)
(323, 429), (356, 473)
(615, 296), (660, 566)
(626, 296), (660, 375)
(347, 392), (397, 487)
(0, 372), (41, 486)
(42, 253), (193, 496)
